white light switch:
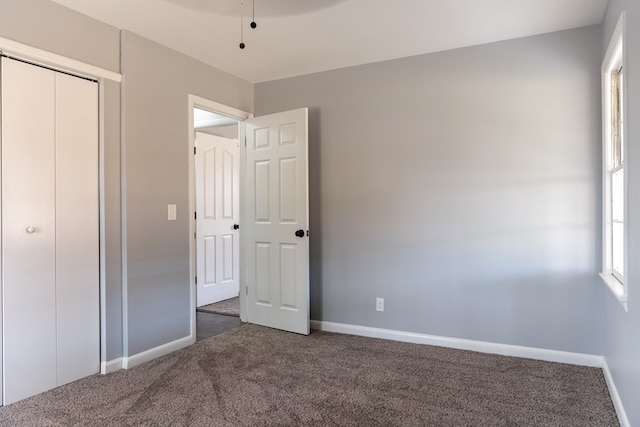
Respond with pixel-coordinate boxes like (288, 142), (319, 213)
(168, 204), (177, 221)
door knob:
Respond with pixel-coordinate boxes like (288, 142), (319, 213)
(25, 226), (35, 234)
(233, 224), (240, 230)
(295, 229), (305, 238)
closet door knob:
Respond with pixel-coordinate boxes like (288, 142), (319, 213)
(25, 226), (35, 234)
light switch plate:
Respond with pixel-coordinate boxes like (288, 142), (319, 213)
(168, 204), (177, 221)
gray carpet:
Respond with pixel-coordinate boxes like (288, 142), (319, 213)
(0, 324), (618, 426)
(196, 296), (240, 317)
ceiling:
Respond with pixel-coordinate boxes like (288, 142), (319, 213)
(194, 108), (237, 128)
(50, 0), (608, 83)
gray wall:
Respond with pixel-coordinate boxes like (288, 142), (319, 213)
(4, 4), (637, 421)
(0, 0), (253, 361)
(0, 0), (119, 72)
(120, 31), (252, 355)
(255, 26), (604, 355)
(602, 1), (640, 425)
(0, 0), (124, 360)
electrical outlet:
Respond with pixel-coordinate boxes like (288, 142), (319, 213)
(376, 297), (384, 312)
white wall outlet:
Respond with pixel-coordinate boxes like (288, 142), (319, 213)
(376, 297), (384, 312)
(168, 204), (177, 221)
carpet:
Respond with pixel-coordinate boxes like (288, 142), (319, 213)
(0, 324), (618, 426)
(196, 296), (240, 317)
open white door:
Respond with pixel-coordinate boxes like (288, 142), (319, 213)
(195, 132), (240, 307)
(245, 108), (309, 335)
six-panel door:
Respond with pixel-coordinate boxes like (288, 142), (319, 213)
(245, 108), (309, 335)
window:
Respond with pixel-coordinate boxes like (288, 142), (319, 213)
(601, 12), (627, 307)
(610, 66), (624, 281)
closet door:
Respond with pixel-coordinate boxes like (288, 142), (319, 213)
(1, 57), (99, 405)
(55, 72), (99, 386)
(1, 57), (58, 404)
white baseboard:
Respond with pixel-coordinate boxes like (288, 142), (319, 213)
(602, 360), (630, 427)
(122, 335), (195, 370)
(311, 320), (604, 367)
(101, 357), (124, 374)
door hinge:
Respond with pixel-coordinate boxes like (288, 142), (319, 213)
(194, 146), (196, 155)
(194, 232), (196, 239)
(194, 211), (197, 220)
(195, 276), (197, 285)
(246, 286), (248, 296)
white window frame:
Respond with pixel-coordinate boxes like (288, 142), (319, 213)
(600, 12), (628, 309)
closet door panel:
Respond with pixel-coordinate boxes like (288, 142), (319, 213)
(55, 73), (100, 386)
(1, 58), (57, 405)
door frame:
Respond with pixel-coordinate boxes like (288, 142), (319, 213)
(187, 95), (252, 339)
(0, 38), (121, 385)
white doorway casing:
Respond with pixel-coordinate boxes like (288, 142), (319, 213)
(188, 96), (252, 339)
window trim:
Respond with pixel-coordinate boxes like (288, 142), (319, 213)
(601, 12), (628, 310)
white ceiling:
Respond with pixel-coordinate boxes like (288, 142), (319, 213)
(50, 0), (608, 83)
(194, 107), (237, 128)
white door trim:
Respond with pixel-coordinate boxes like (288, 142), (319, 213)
(0, 36), (121, 82)
(187, 95), (252, 340)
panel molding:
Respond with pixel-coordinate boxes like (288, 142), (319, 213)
(222, 149), (234, 219)
(279, 158), (297, 222)
(279, 244), (297, 309)
(222, 234), (234, 281)
(255, 127), (270, 150)
(204, 147), (216, 219)
(279, 124), (296, 146)
(255, 161), (271, 222)
(204, 235), (216, 285)
(256, 242), (272, 304)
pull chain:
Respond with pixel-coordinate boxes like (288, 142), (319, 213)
(239, 0), (245, 49)
(251, 0), (257, 29)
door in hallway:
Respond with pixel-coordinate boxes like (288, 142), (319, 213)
(195, 132), (240, 307)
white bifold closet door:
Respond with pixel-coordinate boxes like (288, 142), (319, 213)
(1, 57), (99, 405)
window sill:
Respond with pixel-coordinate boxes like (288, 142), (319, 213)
(600, 273), (628, 311)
